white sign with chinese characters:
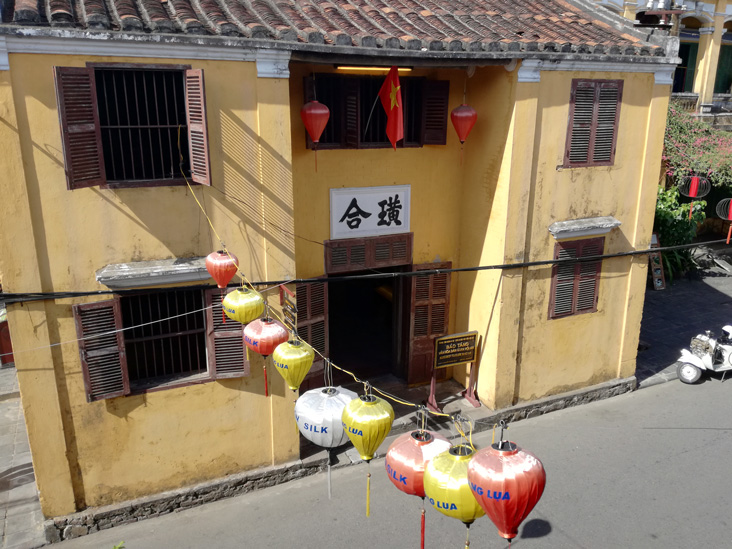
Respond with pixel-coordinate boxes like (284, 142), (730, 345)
(330, 185), (411, 240)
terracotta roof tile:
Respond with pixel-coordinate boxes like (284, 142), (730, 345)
(3, 0), (671, 58)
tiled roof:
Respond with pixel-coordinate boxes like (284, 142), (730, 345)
(2, 0), (669, 57)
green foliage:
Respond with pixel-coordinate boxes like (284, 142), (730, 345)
(653, 185), (705, 281)
(664, 102), (732, 187)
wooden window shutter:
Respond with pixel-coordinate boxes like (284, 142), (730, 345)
(326, 234), (413, 274)
(54, 66), (106, 190)
(344, 78), (360, 148)
(549, 238), (604, 319)
(564, 80), (622, 167)
(184, 69), (211, 186)
(421, 80), (449, 145)
(325, 238), (368, 274)
(407, 262), (451, 386)
(206, 289), (249, 379)
(73, 299), (129, 402)
(303, 76), (316, 150)
(296, 279), (329, 390)
(372, 233), (413, 269)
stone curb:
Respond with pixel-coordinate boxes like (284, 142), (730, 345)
(42, 375), (638, 544)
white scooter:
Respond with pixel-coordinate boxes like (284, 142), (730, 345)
(676, 326), (732, 384)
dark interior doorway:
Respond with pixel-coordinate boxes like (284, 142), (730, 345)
(328, 267), (406, 381)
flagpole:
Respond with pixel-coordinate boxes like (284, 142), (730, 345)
(362, 93), (381, 138)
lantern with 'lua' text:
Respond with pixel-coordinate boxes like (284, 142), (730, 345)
(295, 386), (358, 499)
(301, 100), (330, 171)
(342, 394), (394, 517)
(468, 439), (546, 543)
(385, 429), (451, 549)
(243, 317), (289, 397)
(272, 339), (315, 392)
(222, 287), (264, 325)
(206, 250), (239, 288)
(451, 104), (477, 165)
(424, 445), (485, 547)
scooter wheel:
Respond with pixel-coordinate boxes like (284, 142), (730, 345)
(676, 362), (702, 384)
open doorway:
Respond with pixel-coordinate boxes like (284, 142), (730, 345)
(328, 266), (407, 381)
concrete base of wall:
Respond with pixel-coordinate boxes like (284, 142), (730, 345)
(44, 375), (637, 544)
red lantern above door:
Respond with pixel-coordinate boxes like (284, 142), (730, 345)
(205, 250), (239, 289)
(243, 317), (289, 397)
(301, 100), (330, 172)
(450, 104), (477, 144)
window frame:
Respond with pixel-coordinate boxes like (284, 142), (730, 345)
(73, 288), (249, 401)
(548, 237), (604, 320)
(563, 79), (623, 168)
(303, 75), (449, 150)
(54, 62), (211, 190)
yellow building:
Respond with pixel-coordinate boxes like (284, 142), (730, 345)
(0, 0), (678, 532)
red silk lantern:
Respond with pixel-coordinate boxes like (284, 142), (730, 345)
(467, 440), (546, 542)
(679, 174), (710, 220)
(450, 104), (477, 144)
(717, 198), (732, 244)
(243, 317), (289, 397)
(206, 250), (239, 289)
(301, 100), (330, 172)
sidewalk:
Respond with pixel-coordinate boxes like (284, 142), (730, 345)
(0, 366), (45, 549)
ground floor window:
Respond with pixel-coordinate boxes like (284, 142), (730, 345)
(549, 238), (604, 319)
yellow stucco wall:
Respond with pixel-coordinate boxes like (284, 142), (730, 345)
(0, 53), (298, 516)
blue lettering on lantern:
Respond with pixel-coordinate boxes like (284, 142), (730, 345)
(342, 423), (363, 436)
(385, 462), (408, 485)
(244, 335), (259, 347)
(274, 360), (288, 370)
(470, 483), (510, 501)
(469, 481), (484, 496)
(430, 499), (457, 511)
(295, 415), (299, 422)
(302, 423), (328, 433)
(502, 492), (510, 500)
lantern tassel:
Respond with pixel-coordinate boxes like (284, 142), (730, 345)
(366, 462), (371, 518)
(221, 291), (226, 324)
(420, 502), (426, 549)
(688, 201), (694, 221)
(314, 148), (318, 172)
(464, 524), (470, 548)
(460, 143), (464, 166)
(727, 224), (732, 245)
(263, 363), (269, 397)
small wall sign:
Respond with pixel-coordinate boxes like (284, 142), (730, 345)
(434, 331), (479, 369)
(330, 185), (411, 240)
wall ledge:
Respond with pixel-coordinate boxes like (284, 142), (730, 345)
(95, 257), (210, 289)
(548, 216), (621, 240)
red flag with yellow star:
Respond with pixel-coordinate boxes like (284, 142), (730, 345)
(378, 66), (403, 149)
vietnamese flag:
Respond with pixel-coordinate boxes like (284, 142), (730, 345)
(378, 66), (404, 149)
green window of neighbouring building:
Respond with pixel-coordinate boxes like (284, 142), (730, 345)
(714, 43), (732, 94)
(674, 42), (698, 93)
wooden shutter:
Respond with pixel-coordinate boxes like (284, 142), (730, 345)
(344, 78), (360, 148)
(407, 262), (451, 386)
(205, 289), (249, 379)
(564, 80), (622, 167)
(421, 80), (449, 145)
(185, 68), (211, 185)
(54, 66), (106, 190)
(372, 233), (413, 269)
(297, 279), (328, 390)
(326, 238), (368, 273)
(73, 299), (129, 402)
(549, 237), (604, 319)
(303, 76), (316, 150)
(325, 234), (413, 274)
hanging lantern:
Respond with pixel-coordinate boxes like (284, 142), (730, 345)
(295, 385), (358, 499)
(301, 100), (330, 172)
(342, 394), (394, 517)
(717, 198), (732, 244)
(450, 104), (477, 144)
(468, 439), (546, 542)
(385, 429), (451, 549)
(272, 339), (315, 391)
(679, 174), (711, 220)
(205, 250), (239, 289)
(243, 317), (289, 397)
(222, 288), (264, 325)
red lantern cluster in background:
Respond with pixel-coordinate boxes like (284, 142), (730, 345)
(301, 100), (330, 172)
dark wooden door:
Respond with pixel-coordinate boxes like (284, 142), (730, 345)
(406, 262), (451, 386)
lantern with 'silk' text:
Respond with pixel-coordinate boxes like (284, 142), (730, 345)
(342, 394), (394, 517)
(385, 429), (451, 549)
(222, 287), (264, 325)
(272, 339), (315, 392)
(468, 438), (546, 544)
(301, 100), (330, 171)
(243, 317), (289, 397)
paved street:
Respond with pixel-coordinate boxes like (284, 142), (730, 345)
(53, 377), (732, 549)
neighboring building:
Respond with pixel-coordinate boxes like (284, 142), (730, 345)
(599, 0), (732, 111)
(0, 0), (677, 522)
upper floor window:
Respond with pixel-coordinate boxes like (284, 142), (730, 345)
(304, 75), (449, 149)
(54, 64), (210, 190)
(549, 238), (604, 319)
(563, 79), (623, 168)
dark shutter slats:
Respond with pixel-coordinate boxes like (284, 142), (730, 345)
(326, 234), (413, 273)
(421, 80), (449, 145)
(296, 280), (329, 390)
(185, 69), (211, 186)
(577, 242), (602, 312)
(344, 79), (360, 148)
(552, 247), (577, 317)
(74, 299), (129, 402)
(550, 238), (604, 318)
(206, 289), (249, 379)
(54, 66), (106, 189)
(593, 85), (621, 163)
(567, 84), (594, 165)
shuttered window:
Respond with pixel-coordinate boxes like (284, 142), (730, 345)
(54, 64), (211, 189)
(73, 288), (246, 401)
(549, 238), (604, 319)
(304, 75), (449, 149)
(325, 233), (413, 274)
(564, 80), (622, 168)
(296, 280), (329, 391)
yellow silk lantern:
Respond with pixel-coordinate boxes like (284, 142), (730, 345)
(342, 394), (394, 517)
(222, 288), (264, 324)
(342, 395), (394, 461)
(424, 445), (485, 534)
(272, 340), (315, 391)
